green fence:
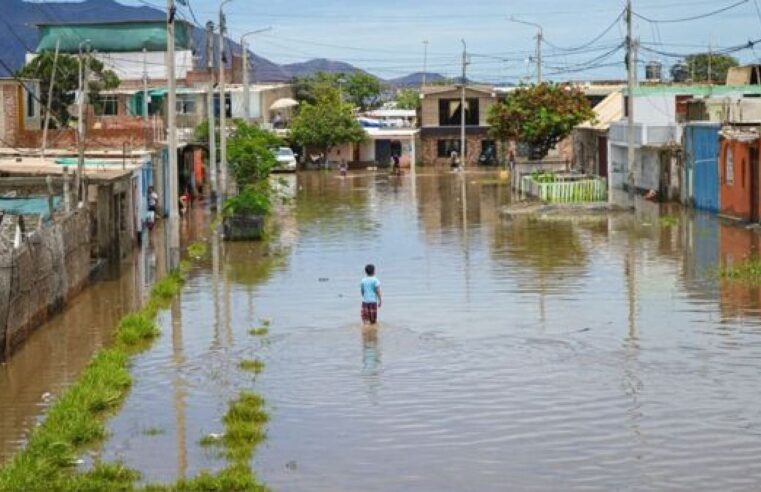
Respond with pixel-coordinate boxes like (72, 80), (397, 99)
(522, 176), (608, 203)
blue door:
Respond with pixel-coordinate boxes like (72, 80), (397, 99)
(685, 124), (720, 212)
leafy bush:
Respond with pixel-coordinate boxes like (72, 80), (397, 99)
(223, 183), (272, 217)
(227, 121), (281, 186)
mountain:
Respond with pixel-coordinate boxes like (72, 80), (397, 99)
(387, 72), (447, 87)
(0, 1), (461, 86)
(0, 0), (289, 81)
(281, 58), (367, 79)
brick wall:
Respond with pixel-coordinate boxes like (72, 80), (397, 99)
(0, 85), (20, 147)
(0, 209), (91, 360)
(421, 132), (495, 167)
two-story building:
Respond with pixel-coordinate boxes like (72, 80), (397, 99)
(418, 85), (498, 166)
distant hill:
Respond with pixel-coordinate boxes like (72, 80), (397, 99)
(281, 58), (367, 79)
(0, 1), (487, 87)
(388, 72), (448, 87)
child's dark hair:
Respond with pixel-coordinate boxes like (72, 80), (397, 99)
(365, 264), (375, 275)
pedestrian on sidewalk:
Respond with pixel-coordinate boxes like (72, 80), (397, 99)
(360, 264), (382, 325)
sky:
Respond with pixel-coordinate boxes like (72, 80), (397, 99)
(119, 0), (761, 82)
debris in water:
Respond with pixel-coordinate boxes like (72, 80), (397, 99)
(41, 392), (52, 402)
(318, 277), (329, 282)
(286, 460), (298, 471)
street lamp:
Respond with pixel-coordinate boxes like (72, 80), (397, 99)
(241, 26), (272, 120)
(509, 16), (543, 83)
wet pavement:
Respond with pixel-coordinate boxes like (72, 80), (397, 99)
(4, 170), (761, 490)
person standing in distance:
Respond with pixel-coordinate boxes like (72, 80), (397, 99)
(360, 264), (382, 325)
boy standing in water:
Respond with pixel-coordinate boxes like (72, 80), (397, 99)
(361, 264), (382, 325)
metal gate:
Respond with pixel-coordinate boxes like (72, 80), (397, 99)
(684, 123), (720, 212)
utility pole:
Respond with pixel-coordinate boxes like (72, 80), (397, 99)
(76, 40), (90, 203)
(626, 0), (636, 199)
(509, 17), (543, 84)
(460, 39), (468, 168)
(206, 21), (218, 205)
(167, 0), (180, 267)
(142, 47), (149, 123)
(219, 0), (233, 200)
(41, 38), (60, 159)
(242, 27), (272, 121)
(536, 29), (543, 84)
(708, 42), (713, 84)
(422, 40), (429, 88)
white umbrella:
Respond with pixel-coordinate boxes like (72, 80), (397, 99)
(269, 98), (299, 110)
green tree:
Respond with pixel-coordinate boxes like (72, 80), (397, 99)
(395, 89), (421, 110)
(291, 72), (342, 105)
(345, 72), (382, 111)
(487, 83), (594, 160)
(227, 120), (281, 186)
(685, 53), (739, 84)
(17, 52), (119, 126)
(289, 92), (366, 163)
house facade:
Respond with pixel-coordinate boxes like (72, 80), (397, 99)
(0, 78), (41, 148)
(418, 85), (498, 166)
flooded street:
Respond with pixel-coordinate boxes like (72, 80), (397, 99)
(5, 170), (761, 490)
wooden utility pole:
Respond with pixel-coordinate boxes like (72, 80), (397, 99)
(41, 39), (59, 159)
(626, 0), (636, 198)
(76, 41), (90, 203)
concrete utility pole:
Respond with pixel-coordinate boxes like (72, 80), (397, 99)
(205, 21), (218, 205)
(422, 40), (429, 88)
(509, 17), (543, 84)
(142, 47), (149, 123)
(76, 39), (90, 203)
(242, 27), (272, 120)
(626, 0), (636, 198)
(219, 0), (233, 200)
(460, 39), (468, 167)
(167, 0), (180, 267)
(41, 38), (60, 159)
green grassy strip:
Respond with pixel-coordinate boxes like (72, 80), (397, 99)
(0, 266), (188, 491)
(720, 258), (761, 284)
(173, 393), (268, 491)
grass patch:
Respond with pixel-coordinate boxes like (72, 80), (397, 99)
(0, 243), (202, 491)
(248, 327), (269, 337)
(187, 241), (208, 260)
(239, 359), (265, 375)
(142, 427), (165, 437)
(658, 215), (679, 227)
(720, 258), (761, 284)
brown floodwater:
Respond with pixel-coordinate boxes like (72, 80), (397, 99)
(5, 170), (761, 490)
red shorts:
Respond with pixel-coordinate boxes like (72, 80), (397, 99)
(361, 302), (378, 324)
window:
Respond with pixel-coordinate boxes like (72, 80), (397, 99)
(438, 98), (479, 126)
(213, 93), (232, 118)
(176, 94), (197, 114)
(437, 139), (467, 158)
(95, 96), (118, 116)
(726, 146), (734, 186)
(25, 85), (36, 118)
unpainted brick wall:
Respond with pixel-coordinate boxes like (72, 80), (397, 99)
(0, 209), (91, 360)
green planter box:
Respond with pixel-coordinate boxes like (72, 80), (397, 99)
(222, 215), (265, 241)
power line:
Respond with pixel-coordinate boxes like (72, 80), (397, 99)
(542, 10), (625, 52)
(634, 0), (749, 23)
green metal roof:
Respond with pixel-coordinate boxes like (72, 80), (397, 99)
(629, 85), (761, 96)
(36, 21), (192, 53)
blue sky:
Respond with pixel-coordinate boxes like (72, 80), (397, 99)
(122, 0), (761, 82)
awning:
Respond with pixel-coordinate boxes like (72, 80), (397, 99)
(270, 98), (299, 110)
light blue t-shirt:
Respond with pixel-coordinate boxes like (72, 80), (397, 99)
(361, 276), (381, 303)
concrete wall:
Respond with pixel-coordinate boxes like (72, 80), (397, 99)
(0, 209), (91, 360)
(420, 87), (496, 128)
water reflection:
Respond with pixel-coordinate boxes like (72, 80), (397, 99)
(10, 171), (761, 490)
